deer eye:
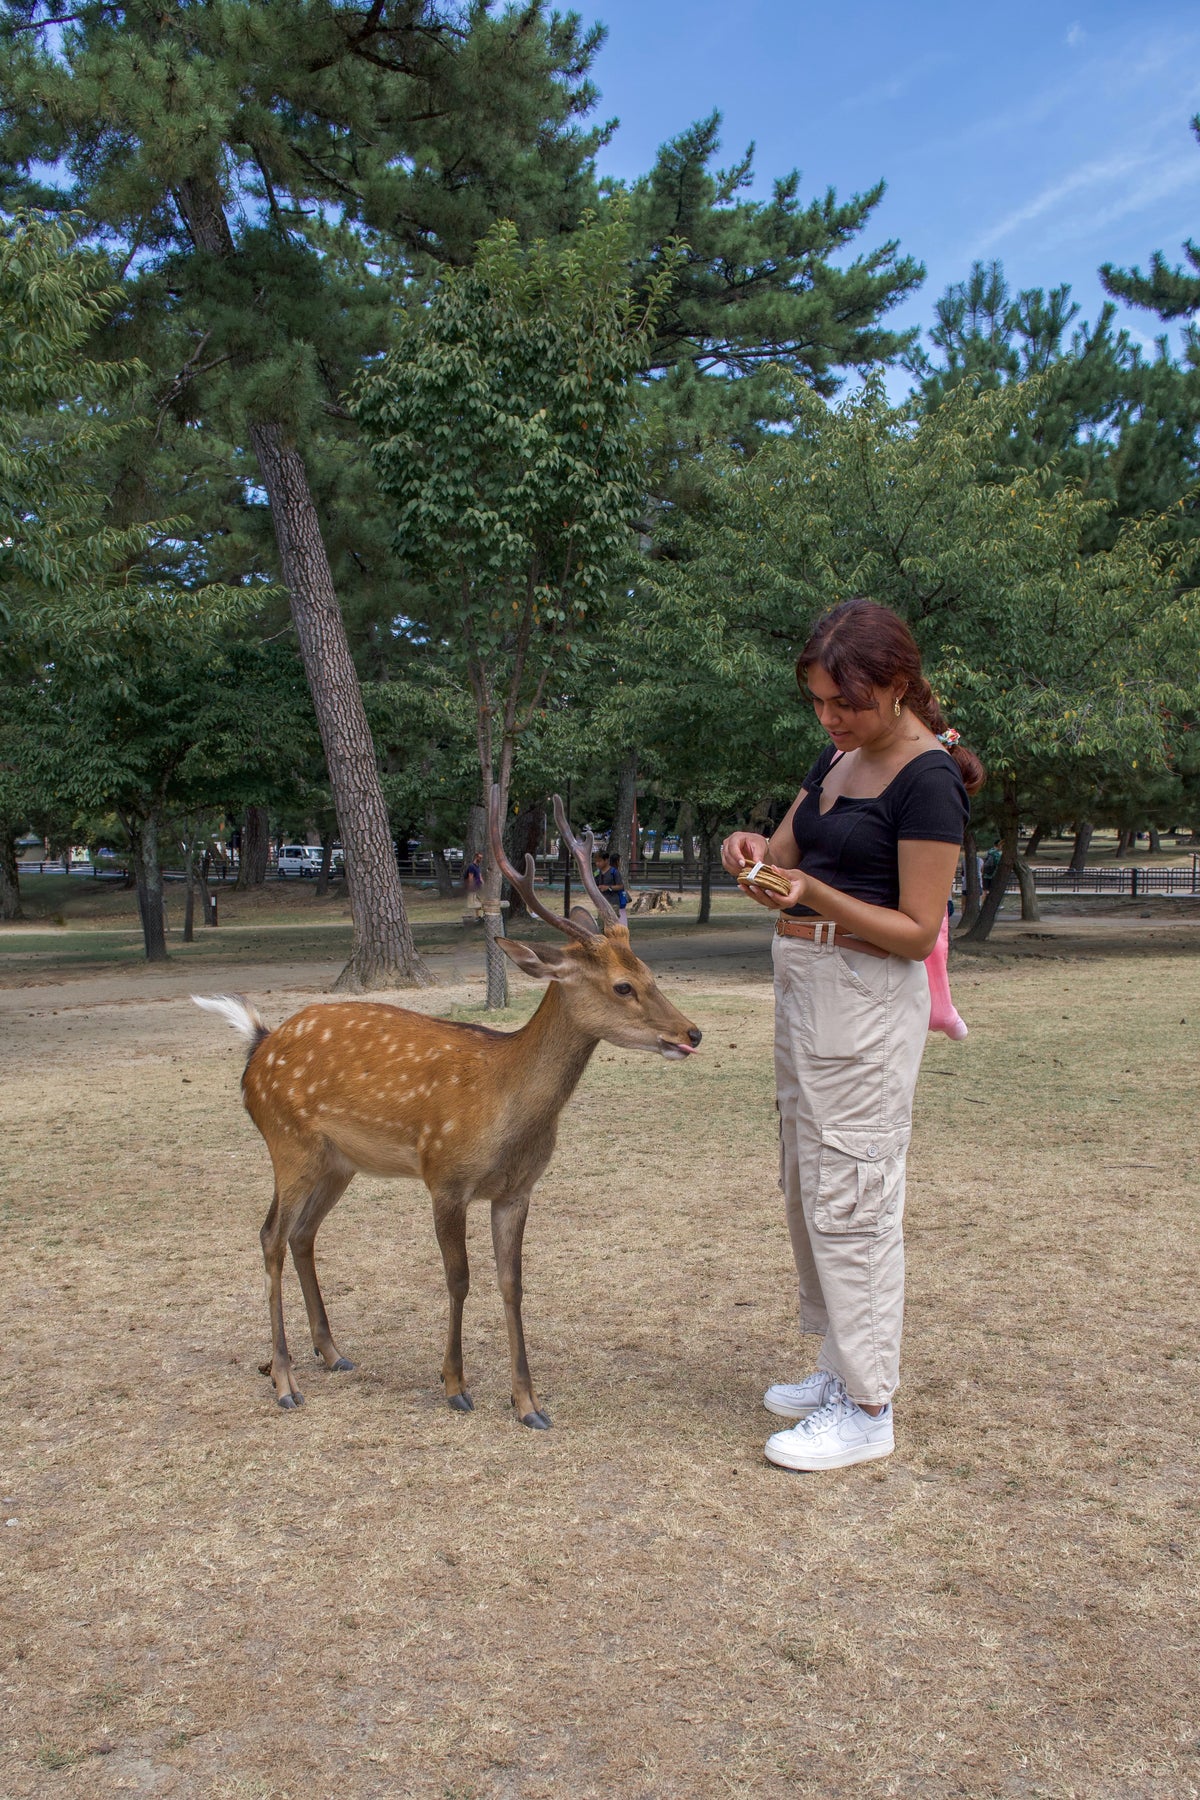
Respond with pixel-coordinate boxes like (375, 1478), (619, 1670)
(613, 981), (635, 997)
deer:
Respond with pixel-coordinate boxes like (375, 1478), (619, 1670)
(194, 790), (702, 1427)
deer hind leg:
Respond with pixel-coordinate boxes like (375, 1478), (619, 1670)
(491, 1193), (550, 1430)
(260, 1185), (306, 1410)
(289, 1166), (356, 1372)
(431, 1190), (473, 1413)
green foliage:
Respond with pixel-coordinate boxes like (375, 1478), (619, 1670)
(0, 212), (153, 651)
(622, 112), (924, 448)
(909, 259), (1200, 540)
(634, 378), (1200, 834)
(353, 210), (677, 788)
(1102, 114), (1200, 338)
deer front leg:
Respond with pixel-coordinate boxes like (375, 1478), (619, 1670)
(260, 1192), (304, 1409)
(491, 1193), (551, 1429)
(432, 1194), (473, 1413)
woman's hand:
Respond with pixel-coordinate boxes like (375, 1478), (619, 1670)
(721, 830), (768, 876)
(742, 867), (809, 911)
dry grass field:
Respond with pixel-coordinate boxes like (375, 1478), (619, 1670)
(2, 911), (1199, 1798)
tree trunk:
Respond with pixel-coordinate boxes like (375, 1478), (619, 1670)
(1148, 825), (1161, 854)
(1014, 855), (1040, 921)
(183, 828), (197, 943)
(423, 810), (457, 900)
(236, 804), (269, 889)
(1068, 821), (1093, 873)
(1116, 827), (1133, 858)
(463, 803), (486, 869)
(696, 830), (715, 925)
(0, 824), (22, 921)
(480, 777), (510, 1010)
(963, 781), (1020, 943)
(194, 853), (213, 928)
(677, 802), (697, 877)
(646, 803), (666, 866)
(315, 831), (335, 897)
(503, 800), (544, 920)
(1024, 820), (1049, 858)
(130, 813), (168, 963)
(170, 178), (427, 993)
(957, 826), (981, 933)
(248, 422), (430, 990)
(610, 748), (637, 878)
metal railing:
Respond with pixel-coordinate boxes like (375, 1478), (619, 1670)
(988, 862), (1200, 897)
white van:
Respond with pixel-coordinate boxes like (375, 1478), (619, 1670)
(277, 844), (319, 878)
(277, 844), (343, 878)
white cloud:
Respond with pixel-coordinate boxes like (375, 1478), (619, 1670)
(973, 153), (1144, 252)
(1066, 22), (1086, 50)
(840, 51), (953, 113)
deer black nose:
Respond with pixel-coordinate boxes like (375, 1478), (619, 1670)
(687, 1027), (703, 1046)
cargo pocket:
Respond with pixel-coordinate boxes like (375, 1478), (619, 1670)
(807, 951), (890, 1061)
(814, 1125), (909, 1236)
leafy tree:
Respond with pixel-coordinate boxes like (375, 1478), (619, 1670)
(353, 211), (674, 1003)
(634, 378), (1200, 938)
(0, 214), (154, 656)
(0, 210), (175, 917)
(20, 627), (318, 959)
(0, 0), (612, 988)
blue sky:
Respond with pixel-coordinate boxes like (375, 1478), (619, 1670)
(586, 0), (1200, 369)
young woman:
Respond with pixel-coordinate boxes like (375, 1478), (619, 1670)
(721, 598), (984, 1472)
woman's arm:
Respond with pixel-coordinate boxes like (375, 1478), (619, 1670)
(748, 838), (960, 960)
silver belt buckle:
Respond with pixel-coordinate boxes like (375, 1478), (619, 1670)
(814, 920), (836, 951)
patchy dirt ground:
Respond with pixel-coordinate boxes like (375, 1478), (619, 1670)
(2, 912), (1199, 1798)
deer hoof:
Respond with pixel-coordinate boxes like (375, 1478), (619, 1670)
(446, 1391), (474, 1413)
(276, 1392), (304, 1410)
(517, 1408), (553, 1430)
(329, 1357), (356, 1372)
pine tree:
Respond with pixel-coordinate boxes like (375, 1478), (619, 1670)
(0, 0), (608, 989)
(624, 112), (924, 452)
(910, 259), (1200, 540)
(1101, 115), (1200, 328)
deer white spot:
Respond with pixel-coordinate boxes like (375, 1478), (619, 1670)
(266, 1052), (276, 1067)
(322, 1029), (332, 1042)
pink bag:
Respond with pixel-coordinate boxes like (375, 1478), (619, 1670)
(925, 913), (967, 1040)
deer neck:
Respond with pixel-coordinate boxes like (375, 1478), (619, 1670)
(504, 980), (599, 1118)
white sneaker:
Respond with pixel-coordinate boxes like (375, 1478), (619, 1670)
(763, 1369), (846, 1419)
(765, 1394), (894, 1471)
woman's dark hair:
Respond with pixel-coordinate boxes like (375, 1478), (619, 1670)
(796, 597), (985, 795)
(608, 852), (620, 868)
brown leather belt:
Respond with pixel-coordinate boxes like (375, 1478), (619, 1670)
(774, 916), (890, 958)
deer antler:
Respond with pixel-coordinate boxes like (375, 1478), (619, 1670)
(488, 786), (595, 943)
(552, 794), (621, 930)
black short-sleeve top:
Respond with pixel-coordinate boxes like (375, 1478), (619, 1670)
(787, 743), (968, 915)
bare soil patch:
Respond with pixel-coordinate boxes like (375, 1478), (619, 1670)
(1, 920), (1198, 1797)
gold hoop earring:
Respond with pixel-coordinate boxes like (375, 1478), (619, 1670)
(893, 696), (902, 718)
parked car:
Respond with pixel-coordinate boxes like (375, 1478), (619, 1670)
(277, 844), (344, 878)
(277, 844), (319, 878)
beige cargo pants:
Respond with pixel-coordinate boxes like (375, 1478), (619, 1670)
(772, 931), (930, 1406)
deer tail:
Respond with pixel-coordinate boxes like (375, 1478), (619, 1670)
(192, 993), (271, 1057)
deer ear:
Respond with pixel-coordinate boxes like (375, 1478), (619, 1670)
(568, 905), (602, 935)
(499, 938), (579, 981)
